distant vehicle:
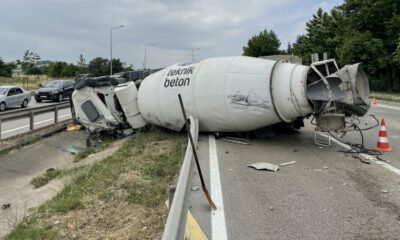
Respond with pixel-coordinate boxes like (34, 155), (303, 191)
(0, 86), (32, 112)
(34, 80), (74, 102)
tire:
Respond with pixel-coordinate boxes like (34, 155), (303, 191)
(57, 93), (63, 102)
(35, 98), (42, 103)
(21, 99), (28, 108)
(0, 102), (6, 112)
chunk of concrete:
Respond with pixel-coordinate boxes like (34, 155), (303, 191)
(247, 162), (279, 172)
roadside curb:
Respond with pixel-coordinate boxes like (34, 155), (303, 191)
(0, 121), (70, 156)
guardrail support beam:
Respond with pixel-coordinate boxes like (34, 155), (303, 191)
(54, 106), (59, 124)
(29, 112), (34, 131)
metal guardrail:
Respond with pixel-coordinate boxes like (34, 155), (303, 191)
(162, 116), (199, 240)
(0, 102), (71, 140)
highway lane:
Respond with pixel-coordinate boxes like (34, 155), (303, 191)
(1, 98), (66, 113)
(188, 103), (400, 240)
(0, 102), (72, 139)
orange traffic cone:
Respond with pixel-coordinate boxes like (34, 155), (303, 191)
(376, 118), (392, 152)
(372, 96), (377, 106)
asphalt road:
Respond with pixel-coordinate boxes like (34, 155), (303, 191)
(189, 102), (400, 240)
(0, 99), (72, 139)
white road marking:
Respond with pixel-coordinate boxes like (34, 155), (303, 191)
(319, 133), (400, 176)
(377, 104), (400, 111)
(209, 134), (228, 240)
(1, 113), (71, 134)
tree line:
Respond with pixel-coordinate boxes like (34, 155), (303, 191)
(0, 51), (133, 78)
(243, 0), (400, 91)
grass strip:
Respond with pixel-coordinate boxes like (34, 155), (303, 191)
(6, 127), (185, 240)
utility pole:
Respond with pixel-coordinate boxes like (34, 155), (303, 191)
(110, 25), (123, 75)
(186, 48), (200, 63)
(144, 43), (155, 69)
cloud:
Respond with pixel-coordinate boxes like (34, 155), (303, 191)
(0, 0), (343, 68)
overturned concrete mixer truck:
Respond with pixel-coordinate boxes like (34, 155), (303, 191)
(71, 56), (370, 142)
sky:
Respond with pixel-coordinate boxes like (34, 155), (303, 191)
(0, 0), (343, 69)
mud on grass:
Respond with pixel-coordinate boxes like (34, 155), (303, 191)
(6, 128), (185, 240)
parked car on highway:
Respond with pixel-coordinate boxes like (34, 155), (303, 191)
(0, 86), (32, 112)
(34, 80), (74, 102)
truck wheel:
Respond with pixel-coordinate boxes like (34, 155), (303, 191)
(21, 99), (28, 108)
(0, 102), (6, 112)
(57, 93), (63, 102)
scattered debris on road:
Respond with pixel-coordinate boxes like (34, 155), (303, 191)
(2, 203), (11, 209)
(64, 145), (83, 155)
(222, 136), (250, 145)
(191, 186), (199, 191)
(247, 162), (279, 172)
(279, 160), (296, 166)
(66, 123), (82, 131)
(381, 189), (389, 193)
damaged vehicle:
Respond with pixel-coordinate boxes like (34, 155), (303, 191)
(71, 56), (370, 143)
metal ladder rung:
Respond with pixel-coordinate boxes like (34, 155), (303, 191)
(314, 131), (331, 147)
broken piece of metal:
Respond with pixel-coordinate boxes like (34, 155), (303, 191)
(247, 162), (279, 172)
(279, 160), (296, 166)
(222, 136), (250, 145)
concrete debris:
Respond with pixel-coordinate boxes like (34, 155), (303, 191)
(269, 207), (274, 211)
(64, 145), (83, 155)
(2, 203), (11, 209)
(279, 160), (296, 166)
(323, 166), (329, 169)
(247, 162), (279, 172)
(381, 190), (388, 193)
(191, 186), (199, 191)
(222, 137), (250, 145)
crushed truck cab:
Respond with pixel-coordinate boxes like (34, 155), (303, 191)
(71, 56), (370, 136)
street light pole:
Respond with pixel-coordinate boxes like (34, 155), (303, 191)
(144, 43), (155, 69)
(110, 25), (123, 75)
(186, 48), (200, 63)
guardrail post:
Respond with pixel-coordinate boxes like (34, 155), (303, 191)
(29, 112), (34, 131)
(0, 118), (2, 140)
(54, 106), (59, 124)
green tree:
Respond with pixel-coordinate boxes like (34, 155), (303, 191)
(110, 58), (124, 74)
(292, 0), (400, 91)
(243, 29), (282, 57)
(22, 50), (41, 73)
(395, 38), (400, 64)
(338, 0), (400, 90)
(88, 57), (109, 76)
(292, 7), (342, 64)
(0, 58), (13, 77)
(77, 54), (86, 68)
(77, 54), (87, 73)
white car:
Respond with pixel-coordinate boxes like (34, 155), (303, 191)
(0, 86), (32, 111)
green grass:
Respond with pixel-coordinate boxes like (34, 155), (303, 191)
(5, 216), (58, 240)
(30, 169), (62, 188)
(6, 128), (185, 239)
(73, 137), (113, 162)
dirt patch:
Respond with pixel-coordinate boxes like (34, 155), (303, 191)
(36, 195), (166, 240)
